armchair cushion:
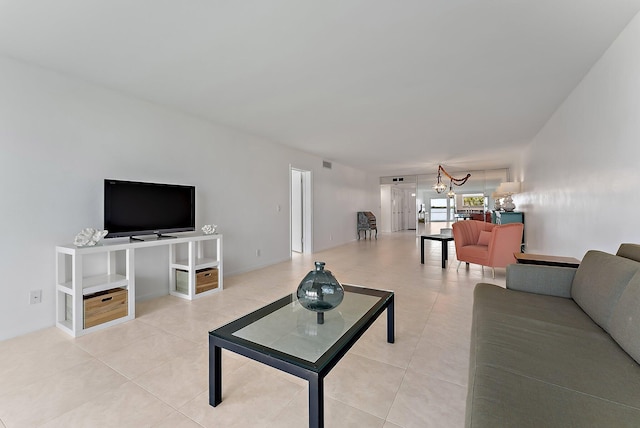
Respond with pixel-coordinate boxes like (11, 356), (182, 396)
(477, 230), (492, 246)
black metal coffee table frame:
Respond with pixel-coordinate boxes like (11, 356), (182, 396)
(421, 234), (455, 268)
(209, 284), (394, 428)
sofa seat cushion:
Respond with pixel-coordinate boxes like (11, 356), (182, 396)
(468, 284), (640, 426)
(469, 365), (640, 428)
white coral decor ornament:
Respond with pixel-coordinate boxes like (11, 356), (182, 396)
(202, 224), (217, 235)
(74, 228), (108, 247)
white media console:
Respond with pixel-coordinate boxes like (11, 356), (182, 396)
(55, 232), (223, 337)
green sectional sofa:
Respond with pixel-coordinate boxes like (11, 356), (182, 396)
(466, 243), (640, 427)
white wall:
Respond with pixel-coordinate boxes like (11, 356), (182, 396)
(0, 56), (378, 340)
(516, 10), (640, 258)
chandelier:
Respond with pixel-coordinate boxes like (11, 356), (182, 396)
(432, 165), (471, 195)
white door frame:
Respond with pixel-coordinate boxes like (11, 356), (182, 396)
(290, 166), (312, 254)
(291, 169), (303, 253)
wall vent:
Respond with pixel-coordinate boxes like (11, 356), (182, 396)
(322, 160), (332, 169)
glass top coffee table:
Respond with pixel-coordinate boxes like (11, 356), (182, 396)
(209, 284), (394, 428)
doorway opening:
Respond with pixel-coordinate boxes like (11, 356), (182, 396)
(290, 167), (312, 254)
(380, 183), (417, 233)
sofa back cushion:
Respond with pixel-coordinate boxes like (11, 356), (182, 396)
(609, 271), (640, 364)
(571, 250), (639, 332)
(616, 243), (640, 262)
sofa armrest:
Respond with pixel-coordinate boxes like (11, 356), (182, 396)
(506, 264), (577, 298)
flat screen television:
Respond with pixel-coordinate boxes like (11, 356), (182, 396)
(104, 179), (195, 239)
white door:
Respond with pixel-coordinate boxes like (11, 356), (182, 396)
(291, 169), (303, 253)
(391, 187), (405, 232)
(398, 190), (405, 230)
(406, 190), (416, 230)
(391, 188), (398, 232)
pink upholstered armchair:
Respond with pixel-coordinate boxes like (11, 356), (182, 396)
(451, 220), (524, 277)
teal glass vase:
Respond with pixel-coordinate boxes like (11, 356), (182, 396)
(297, 261), (344, 324)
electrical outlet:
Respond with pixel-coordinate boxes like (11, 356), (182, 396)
(30, 289), (42, 305)
(256, 249), (261, 257)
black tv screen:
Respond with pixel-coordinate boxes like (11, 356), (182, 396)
(104, 179), (195, 238)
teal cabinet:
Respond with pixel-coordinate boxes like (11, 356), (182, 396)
(496, 211), (525, 248)
(495, 211), (524, 225)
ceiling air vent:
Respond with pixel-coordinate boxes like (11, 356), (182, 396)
(322, 160), (332, 169)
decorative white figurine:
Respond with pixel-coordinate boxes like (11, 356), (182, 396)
(202, 224), (217, 235)
(74, 228), (108, 247)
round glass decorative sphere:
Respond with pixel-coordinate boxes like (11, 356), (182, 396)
(297, 262), (344, 314)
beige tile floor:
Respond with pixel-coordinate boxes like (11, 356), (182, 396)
(0, 225), (506, 428)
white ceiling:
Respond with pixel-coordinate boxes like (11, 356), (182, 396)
(1, 1), (639, 176)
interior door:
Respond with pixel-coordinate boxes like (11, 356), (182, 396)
(391, 187), (406, 232)
(391, 188), (398, 232)
(291, 169), (303, 253)
(407, 190), (416, 230)
(398, 190), (406, 230)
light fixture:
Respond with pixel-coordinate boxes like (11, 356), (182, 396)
(496, 182), (521, 212)
(447, 181), (456, 198)
(432, 170), (447, 193)
(433, 165), (471, 194)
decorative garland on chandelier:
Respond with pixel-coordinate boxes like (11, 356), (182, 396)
(432, 165), (471, 196)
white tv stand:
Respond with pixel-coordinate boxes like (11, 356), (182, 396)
(55, 232), (223, 337)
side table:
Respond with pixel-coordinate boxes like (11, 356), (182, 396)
(514, 252), (580, 268)
(421, 234), (454, 268)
